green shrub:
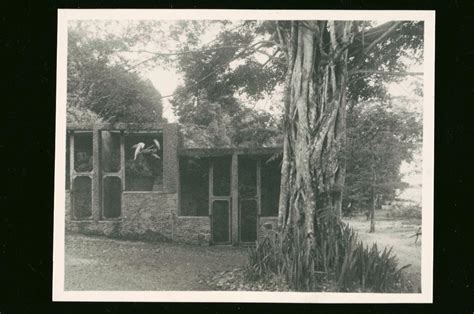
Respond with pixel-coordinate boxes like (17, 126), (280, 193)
(338, 239), (410, 292)
(246, 217), (410, 292)
(386, 203), (422, 220)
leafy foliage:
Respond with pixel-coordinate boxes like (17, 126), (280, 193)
(246, 219), (409, 292)
(167, 21), (283, 147)
(125, 156), (154, 178)
(171, 87), (281, 148)
(344, 100), (422, 214)
(347, 21), (424, 104)
(172, 21), (284, 102)
(66, 105), (103, 124)
(67, 23), (164, 124)
(386, 203), (422, 220)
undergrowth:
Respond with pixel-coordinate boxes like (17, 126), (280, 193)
(386, 204), (422, 220)
(246, 217), (410, 292)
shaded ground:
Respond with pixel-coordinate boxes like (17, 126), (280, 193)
(65, 210), (421, 292)
(344, 210), (422, 293)
(65, 234), (247, 291)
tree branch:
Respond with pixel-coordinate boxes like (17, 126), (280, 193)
(349, 70), (423, 77)
(123, 45), (252, 57)
(349, 21), (404, 70)
(352, 21), (401, 47)
(275, 21), (287, 51)
(256, 48), (285, 66)
(364, 22), (402, 55)
(126, 40), (275, 71)
(157, 42), (266, 99)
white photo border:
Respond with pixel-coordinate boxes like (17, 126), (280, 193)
(53, 9), (435, 303)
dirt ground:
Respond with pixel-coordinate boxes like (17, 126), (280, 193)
(344, 210), (422, 293)
(65, 210), (421, 292)
(64, 234), (247, 291)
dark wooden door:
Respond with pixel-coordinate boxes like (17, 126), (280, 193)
(211, 200), (231, 243)
(210, 157), (232, 244)
(238, 157), (260, 244)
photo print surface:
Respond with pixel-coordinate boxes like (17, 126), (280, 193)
(53, 9), (435, 303)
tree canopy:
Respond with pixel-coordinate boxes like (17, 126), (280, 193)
(159, 20), (423, 107)
(67, 23), (164, 124)
(167, 21), (285, 147)
(344, 99), (422, 214)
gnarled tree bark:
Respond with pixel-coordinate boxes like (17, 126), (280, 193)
(276, 21), (353, 256)
(276, 20), (406, 245)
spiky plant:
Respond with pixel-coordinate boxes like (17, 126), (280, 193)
(246, 218), (410, 292)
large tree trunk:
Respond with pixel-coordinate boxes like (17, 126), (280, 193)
(369, 194), (376, 233)
(277, 21), (353, 250)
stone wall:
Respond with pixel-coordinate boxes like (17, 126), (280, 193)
(121, 192), (175, 241)
(66, 188), (212, 245)
(67, 219), (121, 237)
(173, 216), (211, 245)
(66, 187), (272, 244)
(66, 191), (178, 241)
(65, 190), (71, 222)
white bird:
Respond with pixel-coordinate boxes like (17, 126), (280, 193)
(132, 142), (145, 160)
(153, 139), (161, 150)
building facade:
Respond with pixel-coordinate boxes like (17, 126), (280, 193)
(65, 122), (281, 245)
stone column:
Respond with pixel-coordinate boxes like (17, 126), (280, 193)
(92, 128), (101, 221)
(163, 123), (179, 194)
(163, 123), (180, 241)
(231, 153), (239, 245)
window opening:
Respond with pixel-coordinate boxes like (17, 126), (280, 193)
(74, 132), (93, 172)
(212, 157), (231, 196)
(261, 155), (281, 217)
(103, 176), (122, 218)
(179, 157), (209, 216)
(124, 133), (163, 191)
(100, 131), (121, 173)
(73, 176), (92, 219)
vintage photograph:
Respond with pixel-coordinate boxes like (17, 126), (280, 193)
(53, 10), (434, 302)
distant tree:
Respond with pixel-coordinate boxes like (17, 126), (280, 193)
(67, 24), (164, 124)
(167, 21), (284, 147)
(344, 101), (422, 232)
(66, 105), (103, 124)
(171, 88), (281, 147)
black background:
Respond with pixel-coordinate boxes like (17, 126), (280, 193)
(2, 0), (473, 312)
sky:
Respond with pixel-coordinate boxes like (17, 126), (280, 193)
(146, 67), (183, 122)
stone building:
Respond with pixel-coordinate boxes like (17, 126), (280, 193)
(65, 122), (282, 245)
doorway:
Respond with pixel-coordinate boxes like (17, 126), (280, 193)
(238, 156), (260, 244)
(210, 157), (232, 244)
